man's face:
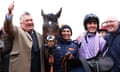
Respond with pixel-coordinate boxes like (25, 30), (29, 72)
(105, 17), (119, 33)
(86, 21), (98, 33)
(21, 15), (34, 32)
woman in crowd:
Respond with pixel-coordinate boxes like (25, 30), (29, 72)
(53, 24), (84, 72)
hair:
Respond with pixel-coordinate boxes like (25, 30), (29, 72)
(60, 24), (72, 35)
(19, 12), (31, 22)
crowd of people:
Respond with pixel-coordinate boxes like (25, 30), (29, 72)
(1, 1), (120, 72)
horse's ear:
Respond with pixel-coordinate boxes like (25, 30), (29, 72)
(41, 9), (45, 16)
(56, 8), (62, 18)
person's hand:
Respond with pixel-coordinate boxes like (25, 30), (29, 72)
(8, 1), (14, 15)
(65, 51), (73, 60)
(76, 34), (81, 40)
(68, 53), (73, 60)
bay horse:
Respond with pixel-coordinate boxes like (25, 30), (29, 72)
(41, 8), (62, 72)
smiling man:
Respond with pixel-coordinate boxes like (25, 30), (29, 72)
(4, 2), (45, 72)
(105, 17), (119, 33)
(104, 16), (120, 72)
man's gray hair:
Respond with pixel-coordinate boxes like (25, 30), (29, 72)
(20, 12), (31, 22)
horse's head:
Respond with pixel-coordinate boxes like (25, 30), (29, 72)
(41, 8), (62, 48)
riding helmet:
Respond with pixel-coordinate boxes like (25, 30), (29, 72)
(83, 13), (99, 31)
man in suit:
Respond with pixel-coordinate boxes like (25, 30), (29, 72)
(4, 2), (45, 72)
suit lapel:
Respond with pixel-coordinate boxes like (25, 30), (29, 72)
(25, 32), (32, 41)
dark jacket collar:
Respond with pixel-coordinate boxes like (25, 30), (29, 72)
(59, 38), (72, 44)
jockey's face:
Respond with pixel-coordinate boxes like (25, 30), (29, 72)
(86, 21), (98, 33)
(61, 28), (72, 40)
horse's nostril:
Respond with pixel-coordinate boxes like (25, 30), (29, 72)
(47, 35), (55, 41)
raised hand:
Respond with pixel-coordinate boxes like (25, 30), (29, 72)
(8, 1), (14, 15)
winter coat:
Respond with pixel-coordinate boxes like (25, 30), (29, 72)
(105, 25), (120, 72)
(4, 15), (45, 72)
(54, 39), (83, 72)
(9, 26), (45, 72)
